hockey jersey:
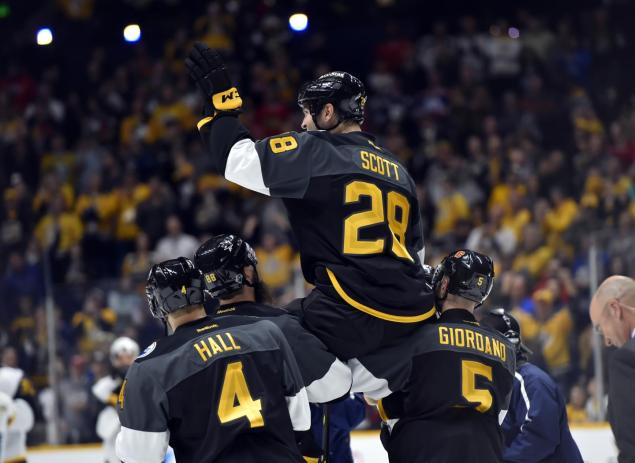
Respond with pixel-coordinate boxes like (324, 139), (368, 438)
(200, 116), (435, 323)
(373, 310), (516, 462)
(116, 316), (310, 463)
(214, 301), (352, 403)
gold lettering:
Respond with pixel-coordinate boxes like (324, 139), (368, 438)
(500, 343), (506, 361)
(208, 337), (224, 355)
(369, 153), (378, 172)
(227, 333), (241, 350)
(194, 341), (212, 361)
(465, 330), (476, 349)
(475, 333), (484, 351)
(439, 326), (449, 344)
(196, 324), (219, 333)
(449, 326), (454, 345)
(360, 151), (370, 170)
(376, 156), (385, 175)
(392, 163), (400, 180)
(484, 337), (493, 355)
(217, 334), (233, 351)
(493, 340), (502, 359)
(455, 328), (465, 347)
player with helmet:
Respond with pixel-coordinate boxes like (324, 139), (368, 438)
(194, 234), (352, 404)
(115, 257), (310, 463)
(196, 234), (366, 462)
(92, 337), (139, 463)
(478, 308), (583, 463)
(368, 250), (515, 463)
(186, 44), (434, 367)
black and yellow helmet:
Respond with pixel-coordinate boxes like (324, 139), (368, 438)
(432, 250), (495, 306)
(298, 71), (366, 125)
(194, 234), (258, 299)
(145, 257), (204, 319)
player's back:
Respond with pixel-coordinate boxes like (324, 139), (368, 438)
(212, 301), (353, 403)
(382, 309), (515, 463)
(253, 130), (434, 321)
(116, 315), (308, 463)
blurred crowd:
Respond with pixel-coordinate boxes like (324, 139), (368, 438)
(1, 0), (635, 443)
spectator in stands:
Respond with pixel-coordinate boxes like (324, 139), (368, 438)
(154, 214), (198, 261)
(566, 384), (589, 424)
(514, 288), (574, 392)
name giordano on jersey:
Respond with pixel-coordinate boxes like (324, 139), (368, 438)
(438, 326), (508, 362)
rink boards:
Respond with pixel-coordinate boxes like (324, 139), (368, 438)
(27, 424), (618, 463)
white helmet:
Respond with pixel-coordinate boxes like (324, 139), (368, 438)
(110, 337), (140, 364)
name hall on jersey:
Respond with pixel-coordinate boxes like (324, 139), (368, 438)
(193, 332), (242, 362)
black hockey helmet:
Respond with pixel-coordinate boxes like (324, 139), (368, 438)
(479, 307), (533, 357)
(146, 257), (204, 319)
(432, 250), (495, 305)
(194, 234), (258, 299)
(298, 71), (366, 125)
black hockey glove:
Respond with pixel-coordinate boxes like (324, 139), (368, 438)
(185, 43), (243, 129)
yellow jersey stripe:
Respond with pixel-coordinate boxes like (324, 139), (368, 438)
(377, 399), (389, 422)
(325, 268), (436, 323)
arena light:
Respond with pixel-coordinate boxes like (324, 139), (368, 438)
(36, 28), (53, 46)
(123, 24), (141, 43)
(508, 27), (520, 39)
(289, 13), (308, 32)
(0, 3), (10, 18)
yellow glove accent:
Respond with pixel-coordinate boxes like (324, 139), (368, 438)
(212, 87), (243, 111)
(197, 116), (215, 130)
(303, 457), (319, 463)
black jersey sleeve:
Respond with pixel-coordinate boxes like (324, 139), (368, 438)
(200, 114), (320, 198)
(115, 362), (170, 463)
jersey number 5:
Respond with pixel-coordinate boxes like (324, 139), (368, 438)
(218, 361), (264, 428)
(461, 360), (493, 413)
(343, 180), (413, 261)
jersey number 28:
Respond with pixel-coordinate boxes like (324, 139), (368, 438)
(343, 180), (413, 261)
(218, 361), (264, 428)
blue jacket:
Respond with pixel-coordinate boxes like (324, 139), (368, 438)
(311, 394), (366, 463)
(502, 362), (583, 463)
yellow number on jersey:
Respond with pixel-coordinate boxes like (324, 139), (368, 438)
(343, 181), (385, 255)
(269, 135), (298, 154)
(343, 181), (413, 261)
(218, 361), (264, 428)
(461, 360), (493, 413)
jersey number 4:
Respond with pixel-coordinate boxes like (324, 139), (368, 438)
(218, 361), (264, 428)
(461, 360), (493, 413)
(343, 180), (413, 261)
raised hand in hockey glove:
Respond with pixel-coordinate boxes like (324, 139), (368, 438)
(185, 43), (243, 129)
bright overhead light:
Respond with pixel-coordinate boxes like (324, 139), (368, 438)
(289, 13), (308, 32)
(123, 24), (141, 43)
(37, 28), (53, 46)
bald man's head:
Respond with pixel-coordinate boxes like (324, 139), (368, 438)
(590, 275), (635, 348)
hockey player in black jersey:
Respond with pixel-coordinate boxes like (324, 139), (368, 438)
(186, 44), (435, 362)
(375, 250), (516, 463)
(194, 234), (352, 404)
(115, 257), (310, 463)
